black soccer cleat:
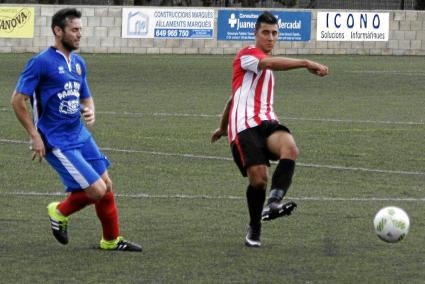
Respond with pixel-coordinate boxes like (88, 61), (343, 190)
(100, 237), (142, 252)
(262, 201), (297, 221)
(47, 202), (69, 245)
(245, 224), (261, 248)
(115, 239), (142, 252)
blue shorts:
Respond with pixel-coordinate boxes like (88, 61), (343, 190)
(45, 137), (110, 192)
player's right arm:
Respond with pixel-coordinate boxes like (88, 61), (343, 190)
(211, 96), (232, 143)
(11, 91), (45, 161)
(12, 56), (45, 161)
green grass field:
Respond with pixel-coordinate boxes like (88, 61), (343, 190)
(0, 53), (424, 283)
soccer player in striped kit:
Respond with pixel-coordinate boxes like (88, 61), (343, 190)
(212, 11), (329, 247)
(11, 8), (141, 251)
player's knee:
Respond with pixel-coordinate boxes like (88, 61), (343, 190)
(87, 189), (105, 201)
(86, 179), (107, 200)
(249, 175), (268, 190)
(289, 145), (299, 160)
(281, 145), (299, 160)
(247, 166), (268, 190)
(104, 177), (113, 192)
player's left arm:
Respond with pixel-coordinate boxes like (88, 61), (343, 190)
(79, 59), (95, 127)
(80, 97), (95, 127)
(258, 57), (329, 76)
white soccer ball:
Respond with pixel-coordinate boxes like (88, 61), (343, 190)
(373, 206), (410, 243)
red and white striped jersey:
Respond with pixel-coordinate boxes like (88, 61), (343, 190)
(228, 46), (278, 143)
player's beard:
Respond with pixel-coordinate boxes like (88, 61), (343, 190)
(61, 36), (78, 52)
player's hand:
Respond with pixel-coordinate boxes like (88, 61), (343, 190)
(29, 133), (45, 162)
(211, 128), (227, 143)
(306, 61), (329, 77)
(81, 107), (95, 127)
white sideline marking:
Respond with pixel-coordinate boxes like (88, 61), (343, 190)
(1, 108), (423, 125)
(283, 117), (424, 126)
(1, 191), (425, 202)
(0, 138), (27, 144)
(0, 138), (424, 176)
(101, 146), (425, 176)
(99, 111), (425, 126)
(348, 70), (425, 76)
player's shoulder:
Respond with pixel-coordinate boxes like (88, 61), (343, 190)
(72, 52), (85, 61)
(72, 53), (88, 72)
(237, 45), (264, 57)
(30, 47), (53, 63)
(72, 52), (86, 65)
(23, 47), (52, 71)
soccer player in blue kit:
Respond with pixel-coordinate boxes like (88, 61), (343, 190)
(11, 8), (141, 251)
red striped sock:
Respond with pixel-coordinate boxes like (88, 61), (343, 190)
(57, 191), (96, 217)
(95, 191), (120, 241)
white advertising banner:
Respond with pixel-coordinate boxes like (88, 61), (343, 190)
(122, 8), (214, 39)
(317, 12), (389, 41)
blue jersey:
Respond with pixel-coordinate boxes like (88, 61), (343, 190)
(16, 47), (92, 150)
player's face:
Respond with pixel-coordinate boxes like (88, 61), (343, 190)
(60, 18), (82, 51)
(255, 23), (279, 54)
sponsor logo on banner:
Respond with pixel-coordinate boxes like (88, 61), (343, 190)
(0, 7), (34, 38)
(122, 8), (214, 39)
(217, 10), (311, 41)
(126, 10), (149, 36)
(317, 12), (389, 41)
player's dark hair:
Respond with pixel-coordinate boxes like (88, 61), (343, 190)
(51, 8), (81, 35)
(255, 11), (278, 31)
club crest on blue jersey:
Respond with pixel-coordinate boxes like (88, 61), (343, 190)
(76, 63), (82, 76)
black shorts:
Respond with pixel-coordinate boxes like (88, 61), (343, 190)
(230, 120), (291, 177)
